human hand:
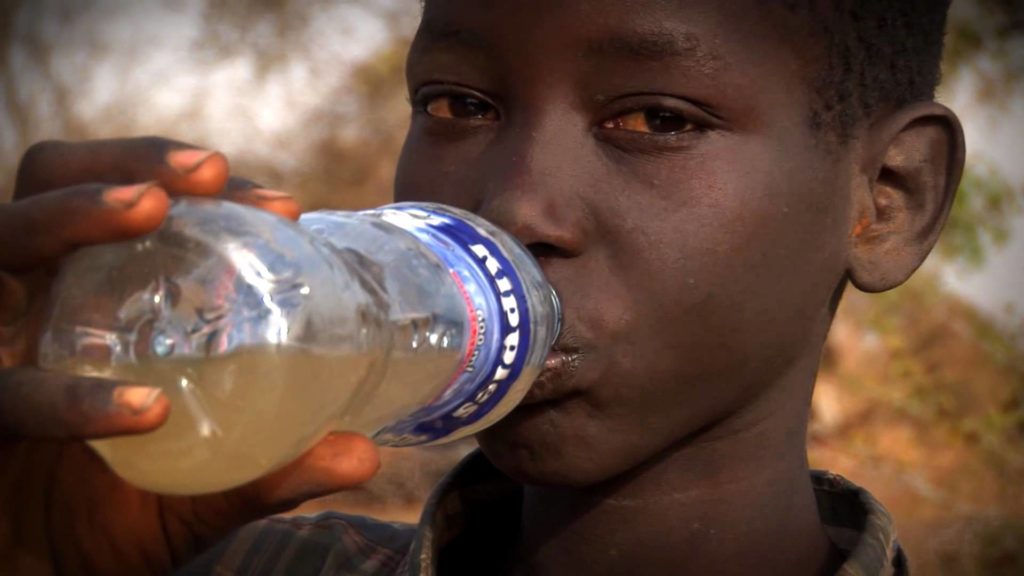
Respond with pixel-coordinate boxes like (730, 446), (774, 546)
(0, 138), (380, 575)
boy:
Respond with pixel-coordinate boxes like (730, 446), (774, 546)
(0, 0), (964, 574)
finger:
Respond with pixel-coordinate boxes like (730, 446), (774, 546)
(235, 432), (380, 511)
(163, 432), (379, 558)
(0, 182), (170, 271)
(14, 138), (229, 200)
(222, 176), (266, 193)
(0, 366), (169, 439)
(220, 178), (302, 221)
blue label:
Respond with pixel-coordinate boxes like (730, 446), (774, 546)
(369, 206), (532, 445)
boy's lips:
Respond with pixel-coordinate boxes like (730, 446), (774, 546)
(519, 348), (582, 406)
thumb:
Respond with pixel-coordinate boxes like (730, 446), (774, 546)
(170, 432), (381, 551)
(241, 431), (382, 509)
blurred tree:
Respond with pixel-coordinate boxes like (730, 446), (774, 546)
(284, 36), (413, 209)
(0, 1), (92, 187)
(945, 0), (1024, 103)
(0, 0), (419, 206)
(942, 161), (1020, 269)
(200, 0), (418, 208)
(938, 0), (1024, 269)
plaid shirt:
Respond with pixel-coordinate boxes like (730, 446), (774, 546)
(178, 451), (907, 575)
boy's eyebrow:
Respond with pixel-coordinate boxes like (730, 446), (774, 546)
(414, 24), (493, 55)
(414, 23), (719, 70)
(585, 30), (720, 68)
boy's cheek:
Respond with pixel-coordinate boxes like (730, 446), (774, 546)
(395, 132), (483, 207)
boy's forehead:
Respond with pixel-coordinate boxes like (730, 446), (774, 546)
(416, 0), (808, 65)
(413, 0), (818, 120)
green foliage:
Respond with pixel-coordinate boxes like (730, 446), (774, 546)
(939, 161), (1021, 268)
(937, 516), (1024, 576)
(936, 2), (1024, 269)
(945, 0), (1024, 102)
(860, 273), (1024, 466)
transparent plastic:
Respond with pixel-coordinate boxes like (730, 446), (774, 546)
(38, 198), (560, 495)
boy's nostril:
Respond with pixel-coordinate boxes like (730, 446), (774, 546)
(527, 242), (567, 261)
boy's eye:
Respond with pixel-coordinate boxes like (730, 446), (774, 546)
(424, 94), (498, 121)
(601, 109), (695, 135)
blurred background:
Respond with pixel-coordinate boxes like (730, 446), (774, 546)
(1, 0), (1021, 573)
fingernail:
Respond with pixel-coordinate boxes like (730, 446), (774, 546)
(113, 386), (163, 415)
(166, 149), (217, 175)
(103, 182), (155, 208)
(249, 188), (294, 201)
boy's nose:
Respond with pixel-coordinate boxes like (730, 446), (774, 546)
(474, 123), (590, 261)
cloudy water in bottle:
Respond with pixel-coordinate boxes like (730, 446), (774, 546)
(40, 199), (560, 495)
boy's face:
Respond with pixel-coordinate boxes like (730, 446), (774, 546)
(396, 0), (854, 486)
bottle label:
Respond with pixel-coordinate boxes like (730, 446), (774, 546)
(370, 206), (531, 445)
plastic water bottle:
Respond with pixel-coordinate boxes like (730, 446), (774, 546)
(38, 198), (560, 495)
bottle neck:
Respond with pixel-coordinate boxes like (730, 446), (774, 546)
(359, 204), (542, 446)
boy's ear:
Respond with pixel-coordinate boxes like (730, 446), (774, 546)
(847, 101), (966, 293)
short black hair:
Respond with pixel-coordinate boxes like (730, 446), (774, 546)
(790, 0), (952, 140)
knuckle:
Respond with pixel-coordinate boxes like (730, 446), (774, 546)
(136, 135), (189, 158)
(134, 135), (177, 162)
(136, 135), (172, 150)
(225, 176), (260, 193)
(18, 139), (66, 172)
(59, 375), (104, 427)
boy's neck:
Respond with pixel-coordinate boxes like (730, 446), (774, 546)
(509, 358), (844, 576)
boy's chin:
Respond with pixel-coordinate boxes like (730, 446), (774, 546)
(476, 412), (629, 488)
(477, 439), (604, 488)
